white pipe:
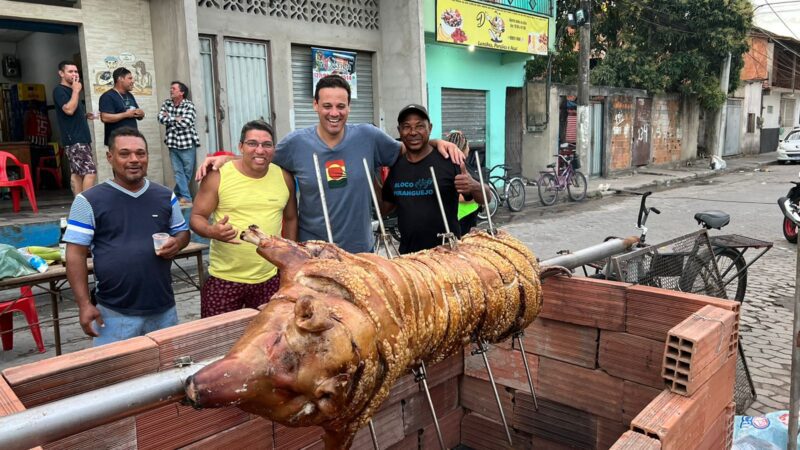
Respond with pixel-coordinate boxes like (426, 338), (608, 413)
(312, 153), (334, 243)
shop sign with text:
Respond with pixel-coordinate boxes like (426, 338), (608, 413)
(312, 47), (358, 99)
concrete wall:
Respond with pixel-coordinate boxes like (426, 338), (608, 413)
(521, 83), (558, 180)
(680, 96), (700, 160)
(762, 91), (781, 129)
(16, 31), (80, 145)
(739, 81), (762, 155)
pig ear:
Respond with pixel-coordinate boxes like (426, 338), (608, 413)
(295, 296), (334, 332)
(253, 237), (311, 280)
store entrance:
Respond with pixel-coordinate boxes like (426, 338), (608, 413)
(0, 19), (83, 210)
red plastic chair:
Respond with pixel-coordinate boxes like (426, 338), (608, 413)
(0, 151), (38, 213)
(36, 142), (64, 190)
(0, 286), (46, 354)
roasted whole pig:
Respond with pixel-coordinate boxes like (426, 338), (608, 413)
(185, 227), (543, 449)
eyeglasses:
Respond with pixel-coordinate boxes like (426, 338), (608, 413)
(242, 140), (274, 150)
(400, 124), (429, 134)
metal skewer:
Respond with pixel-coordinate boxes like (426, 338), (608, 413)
(473, 152), (495, 236)
(314, 154), (379, 450)
(363, 158), (398, 258)
(472, 339), (513, 445)
(411, 361), (446, 450)
(429, 166), (457, 250)
(513, 332), (539, 410)
(312, 153), (334, 243)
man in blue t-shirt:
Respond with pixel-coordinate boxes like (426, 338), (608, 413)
(53, 61), (97, 195)
(99, 67), (144, 146)
(381, 104), (486, 254)
(196, 75), (464, 253)
(64, 127), (189, 346)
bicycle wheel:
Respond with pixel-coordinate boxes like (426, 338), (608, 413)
(713, 247), (748, 302)
(477, 185), (499, 220)
(537, 173), (558, 206)
(506, 177), (526, 212)
(784, 216), (798, 243)
(678, 253), (720, 297)
(567, 171), (588, 202)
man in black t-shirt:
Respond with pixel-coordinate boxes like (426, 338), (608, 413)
(381, 104), (486, 254)
(99, 67), (144, 146)
(53, 60), (97, 195)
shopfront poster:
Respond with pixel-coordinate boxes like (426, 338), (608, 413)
(312, 47), (358, 99)
(436, 0), (549, 55)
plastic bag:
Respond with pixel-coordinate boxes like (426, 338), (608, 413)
(0, 243), (37, 280)
(733, 411), (800, 449)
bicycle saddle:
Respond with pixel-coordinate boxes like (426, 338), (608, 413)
(694, 210), (730, 229)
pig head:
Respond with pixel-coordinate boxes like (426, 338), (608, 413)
(184, 235), (382, 442)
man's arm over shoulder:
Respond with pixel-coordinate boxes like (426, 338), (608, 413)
(274, 129), (304, 171)
(368, 125), (402, 167)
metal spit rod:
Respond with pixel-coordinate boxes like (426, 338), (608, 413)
(314, 154), (378, 450)
(413, 362), (446, 450)
(312, 153), (335, 243)
(473, 152), (495, 235)
(0, 358), (219, 450)
(514, 332), (539, 410)
(363, 158), (397, 258)
(473, 339), (513, 445)
(429, 166), (457, 249)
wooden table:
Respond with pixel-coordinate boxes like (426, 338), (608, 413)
(0, 242), (208, 355)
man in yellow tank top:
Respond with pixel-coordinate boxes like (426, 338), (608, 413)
(190, 120), (298, 317)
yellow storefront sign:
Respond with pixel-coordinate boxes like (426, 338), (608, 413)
(436, 0), (549, 55)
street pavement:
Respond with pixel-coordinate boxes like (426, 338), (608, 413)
(0, 152), (793, 418)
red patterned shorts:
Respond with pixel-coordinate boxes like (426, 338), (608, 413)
(200, 274), (280, 318)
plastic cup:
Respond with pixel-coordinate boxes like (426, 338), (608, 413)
(152, 233), (170, 253)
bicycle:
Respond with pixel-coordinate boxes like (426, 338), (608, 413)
(476, 164), (526, 220)
(537, 144), (588, 206)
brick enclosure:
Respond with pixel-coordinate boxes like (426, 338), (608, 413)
(0, 276), (738, 449)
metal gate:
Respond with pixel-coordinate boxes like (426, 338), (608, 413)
(199, 37), (219, 153)
(505, 87), (523, 176)
(223, 39), (272, 151)
(442, 88), (487, 159)
(632, 98), (652, 166)
(723, 99), (742, 156)
(590, 102), (604, 176)
(290, 45), (374, 131)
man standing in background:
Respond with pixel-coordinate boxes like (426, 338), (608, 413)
(159, 81), (200, 206)
(99, 67), (144, 147)
(53, 61), (96, 195)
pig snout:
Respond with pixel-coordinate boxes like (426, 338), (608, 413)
(183, 358), (255, 408)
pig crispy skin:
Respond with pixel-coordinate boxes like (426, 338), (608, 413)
(185, 228), (542, 449)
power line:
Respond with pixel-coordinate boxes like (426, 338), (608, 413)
(765, 0), (800, 40)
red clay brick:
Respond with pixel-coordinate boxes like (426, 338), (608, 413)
(43, 417), (136, 450)
(697, 402), (734, 450)
(2, 336), (159, 407)
(402, 377), (459, 434)
(384, 372), (418, 407)
(530, 435), (581, 450)
(622, 381), (661, 425)
(538, 357), (624, 421)
(0, 375), (24, 416)
(461, 412), (533, 450)
(599, 332), (665, 389)
(663, 305), (737, 396)
(420, 407), (463, 450)
(630, 389), (703, 449)
(460, 375), (514, 424)
(136, 402), (250, 449)
(463, 343), (539, 392)
(424, 353), (463, 389)
(513, 393), (596, 448)
(609, 430), (662, 449)
(596, 416), (628, 450)
(273, 424), (324, 449)
(146, 308), (258, 370)
(180, 417), (274, 449)
(387, 431), (418, 450)
(697, 356), (736, 428)
(520, 317), (598, 369)
(541, 276), (628, 331)
(352, 401), (404, 449)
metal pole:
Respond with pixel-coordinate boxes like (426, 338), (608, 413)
(363, 159), (397, 258)
(473, 152), (495, 235)
(429, 166), (457, 249)
(0, 358), (218, 450)
(514, 333), (539, 410)
(312, 153), (334, 243)
(539, 236), (639, 269)
(788, 240), (800, 450)
(368, 420), (380, 450)
(413, 362), (445, 450)
(472, 340), (513, 445)
(576, 0), (592, 173)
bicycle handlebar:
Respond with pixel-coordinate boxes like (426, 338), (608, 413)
(637, 191), (653, 228)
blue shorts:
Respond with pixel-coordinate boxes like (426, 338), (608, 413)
(93, 304), (178, 347)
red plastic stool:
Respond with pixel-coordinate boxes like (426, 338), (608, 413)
(0, 286), (45, 353)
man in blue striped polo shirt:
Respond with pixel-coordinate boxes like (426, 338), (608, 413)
(64, 127), (190, 346)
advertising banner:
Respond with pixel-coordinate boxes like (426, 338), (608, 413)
(312, 47), (358, 99)
(436, 0), (549, 55)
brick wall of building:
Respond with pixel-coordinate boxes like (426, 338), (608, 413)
(610, 96), (635, 170)
(651, 96), (682, 165)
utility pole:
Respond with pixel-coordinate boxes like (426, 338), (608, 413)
(576, 0), (591, 170)
(713, 52), (732, 159)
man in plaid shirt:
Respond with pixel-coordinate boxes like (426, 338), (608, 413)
(158, 81), (201, 205)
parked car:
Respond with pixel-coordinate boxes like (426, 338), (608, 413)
(778, 127), (800, 163)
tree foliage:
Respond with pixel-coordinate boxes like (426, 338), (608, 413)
(527, 0), (753, 110)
